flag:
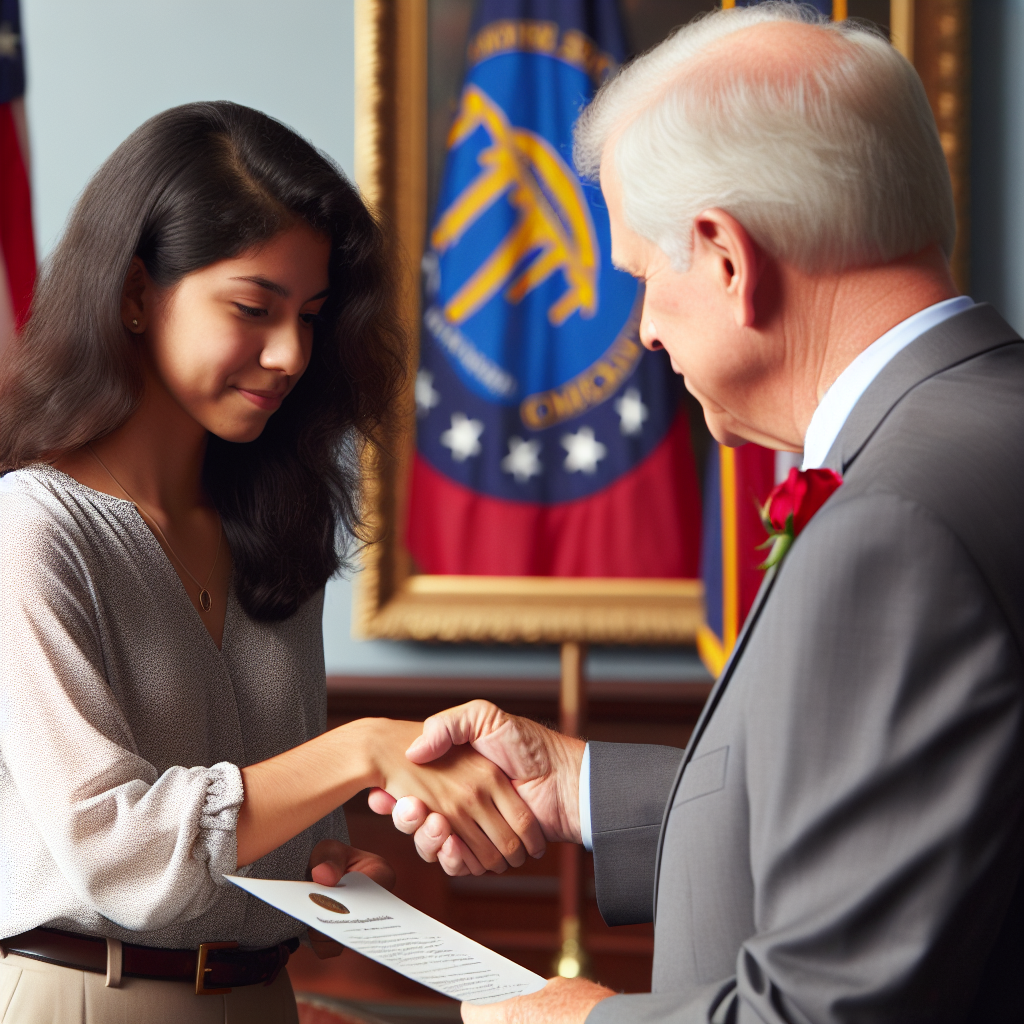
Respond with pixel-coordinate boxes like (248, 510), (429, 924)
(408, 0), (702, 577)
(0, 0), (35, 352)
(726, 0), (841, 14)
(698, 0), (845, 676)
(696, 444), (780, 676)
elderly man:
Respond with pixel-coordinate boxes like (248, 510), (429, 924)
(372, 6), (1023, 1022)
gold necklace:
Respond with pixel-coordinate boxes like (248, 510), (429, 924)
(86, 444), (223, 613)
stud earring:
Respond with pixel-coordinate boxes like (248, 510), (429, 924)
(131, 319), (139, 329)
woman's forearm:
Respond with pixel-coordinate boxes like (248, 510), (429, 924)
(236, 716), (546, 873)
(236, 718), (413, 866)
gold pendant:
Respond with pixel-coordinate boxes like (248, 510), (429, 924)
(199, 589), (212, 612)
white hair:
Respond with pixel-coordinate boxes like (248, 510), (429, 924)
(574, 2), (955, 273)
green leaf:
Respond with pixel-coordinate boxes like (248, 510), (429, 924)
(757, 532), (793, 570)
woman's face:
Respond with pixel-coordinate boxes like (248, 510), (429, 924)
(133, 222), (331, 443)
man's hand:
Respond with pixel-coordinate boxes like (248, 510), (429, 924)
(305, 839), (395, 959)
(461, 977), (614, 1023)
(367, 701), (585, 875)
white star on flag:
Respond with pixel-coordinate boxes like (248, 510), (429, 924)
(614, 387), (648, 436)
(440, 412), (484, 462)
(501, 437), (543, 483)
(561, 427), (607, 474)
(415, 368), (440, 417)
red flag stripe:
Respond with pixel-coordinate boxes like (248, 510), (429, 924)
(0, 101), (37, 326)
(407, 412), (702, 577)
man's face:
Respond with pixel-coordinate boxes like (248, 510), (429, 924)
(601, 150), (763, 446)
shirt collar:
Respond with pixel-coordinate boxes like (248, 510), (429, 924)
(802, 296), (975, 470)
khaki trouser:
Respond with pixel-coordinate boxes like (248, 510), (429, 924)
(0, 952), (300, 1023)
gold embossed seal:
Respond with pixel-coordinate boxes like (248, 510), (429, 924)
(309, 893), (349, 914)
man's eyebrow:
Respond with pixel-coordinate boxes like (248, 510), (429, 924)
(230, 277), (330, 302)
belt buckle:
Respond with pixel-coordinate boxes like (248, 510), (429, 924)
(195, 941), (238, 995)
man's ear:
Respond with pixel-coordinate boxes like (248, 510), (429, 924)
(120, 257), (149, 333)
(692, 209), (762, 328)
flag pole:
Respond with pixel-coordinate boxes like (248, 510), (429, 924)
(556, 642), (588, 979)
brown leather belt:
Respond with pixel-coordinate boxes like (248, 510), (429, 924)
(0, 928), (300, 995)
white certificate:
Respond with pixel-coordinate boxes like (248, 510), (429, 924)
(226, 872), (547, 1005)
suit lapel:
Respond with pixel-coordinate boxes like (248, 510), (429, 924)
(651, 562), (779, 921)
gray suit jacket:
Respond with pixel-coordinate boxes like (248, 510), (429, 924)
(587, 304), (1024, 1024)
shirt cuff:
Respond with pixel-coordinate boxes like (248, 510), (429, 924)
(579, 742), (593, 852)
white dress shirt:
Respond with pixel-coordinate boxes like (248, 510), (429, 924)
(801, 295), (974, 469)
(579, 294), (974, 850)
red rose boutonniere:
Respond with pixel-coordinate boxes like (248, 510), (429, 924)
(758, 467), (843, 569)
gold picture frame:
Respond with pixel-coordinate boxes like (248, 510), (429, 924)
(351, 0), (969, 644)
(352, 0), (703, 643)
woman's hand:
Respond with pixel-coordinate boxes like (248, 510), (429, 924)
(308, 838), (396, 889)
(305, 839), (395, 960)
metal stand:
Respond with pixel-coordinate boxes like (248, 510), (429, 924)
(555, 642), (588, 979)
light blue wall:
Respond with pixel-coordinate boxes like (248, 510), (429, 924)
(22, 0), (356, 255)
(971, 0), (1024, 333)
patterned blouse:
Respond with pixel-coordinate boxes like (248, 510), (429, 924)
(0, 465), (346, 950)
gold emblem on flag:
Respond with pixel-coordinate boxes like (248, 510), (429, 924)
(431, 85), (599, 328)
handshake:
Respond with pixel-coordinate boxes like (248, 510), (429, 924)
(367, 700), (586, 876)
(310, 702), (618, 1021)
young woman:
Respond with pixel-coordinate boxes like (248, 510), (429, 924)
(0, 102), (541, 1023)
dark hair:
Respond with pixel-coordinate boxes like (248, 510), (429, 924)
(0, 101), (405, 620)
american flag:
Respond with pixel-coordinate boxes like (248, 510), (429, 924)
(0, 0), (35, 353)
